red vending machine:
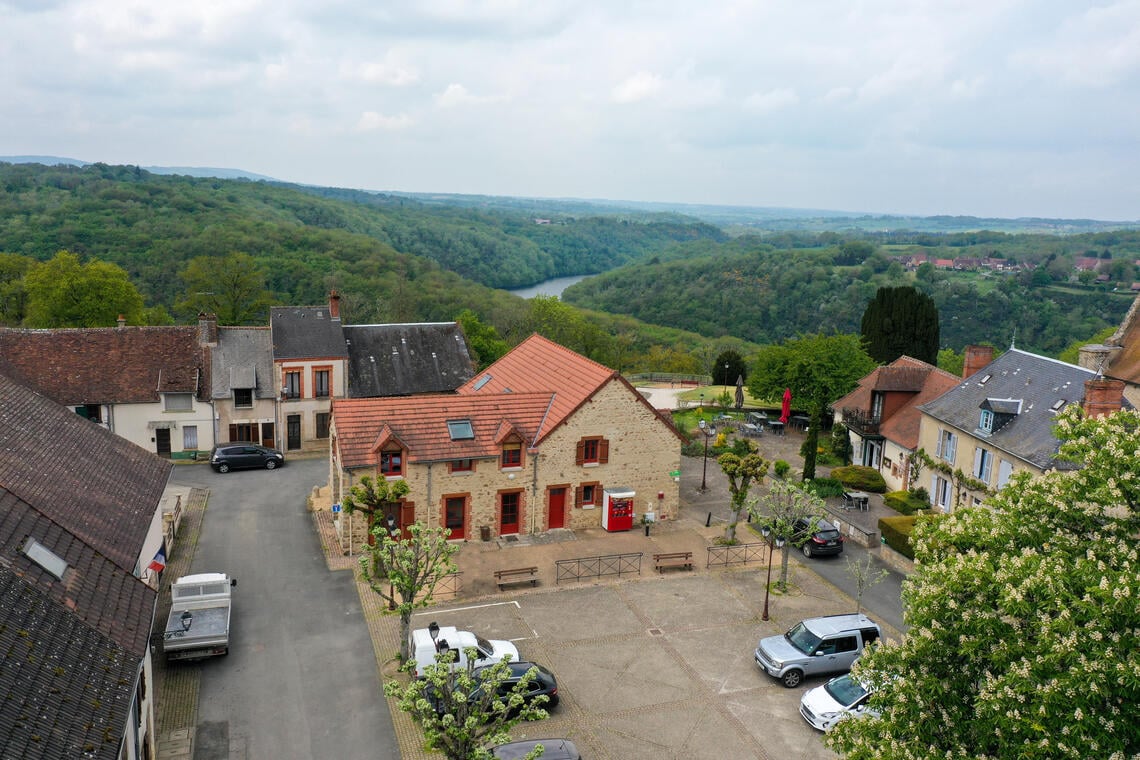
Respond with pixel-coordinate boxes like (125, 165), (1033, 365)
(601, 488), (636, 532)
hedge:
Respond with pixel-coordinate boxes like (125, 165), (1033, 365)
(829, 465), (887, 493)
(883, 490), (932, 516)
(879, 515), (917, 559)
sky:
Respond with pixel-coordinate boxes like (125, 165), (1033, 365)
(4, 1), (1140, 221)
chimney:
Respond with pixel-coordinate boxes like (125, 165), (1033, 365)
(963, 345), (994, 378)
(1082, 377), (1125, 419)
(198, 312), (219, 346)
(117, 314), (126, 328)
(329, 290), (341, 320)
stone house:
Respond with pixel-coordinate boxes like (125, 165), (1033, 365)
(832, 356), (960, 493)
(916, 345), (1124, 511)
(329, 334), (683, 542)
(1079, 289), (1140, 409)
(0, 365), (174, 760)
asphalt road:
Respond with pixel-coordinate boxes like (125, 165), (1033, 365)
(171, 458), (399, 760)
(787, 542), (907, 635)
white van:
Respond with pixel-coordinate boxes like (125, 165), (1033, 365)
(409, 623), (519, 678)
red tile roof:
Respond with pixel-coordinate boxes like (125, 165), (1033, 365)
(834, 356), (961, 450)
(333, 392), (555, 469)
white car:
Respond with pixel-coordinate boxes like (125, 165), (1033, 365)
(799, 673), (876, 731)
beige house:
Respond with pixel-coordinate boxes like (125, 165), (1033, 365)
(329, 334), (683, 542)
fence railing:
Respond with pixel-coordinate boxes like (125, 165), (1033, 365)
(432, 572), (463, 600)
(555, 552), (643, 584)
(706, 542), (768, 568)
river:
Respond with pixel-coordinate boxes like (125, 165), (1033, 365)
(508, 274), (590, 299)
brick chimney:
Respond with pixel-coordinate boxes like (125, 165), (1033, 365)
(1082, 377), (1125, 419)
(197, 312), (218, 346)
(329, 290), (341, 320)
(116, 314), (126, 328)
(963, 345), (995, 378)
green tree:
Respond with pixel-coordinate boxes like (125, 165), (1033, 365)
(717, 441), (769, 543)
(828, 406), (1140, 760)
(385, 650), (548, 760)
(748, 479), (826, 590)
(0, 252), (34, 325)
(175, 253), (275, 325)
(23, 250), (145, 327)
(456, 309), (510, 370)
(1058, 325), (1115, 366)
(936, 347), (964, 376)
(713, 349), (746, 387)
(860, 286), (940, 364)
(358, 521), (460, 662)
(748, 334), (876, 479)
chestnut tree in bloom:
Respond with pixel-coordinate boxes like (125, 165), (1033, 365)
(828, 406), (1140, 760)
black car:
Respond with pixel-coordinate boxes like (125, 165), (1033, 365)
(793, 517), (844, 558)
(472, 660), (560, 714)
(209, 444), (285, 473)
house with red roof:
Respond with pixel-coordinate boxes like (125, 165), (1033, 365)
(832, 356), (961, 492)
(330, 334), (683, 541)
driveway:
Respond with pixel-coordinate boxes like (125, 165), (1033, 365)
(163, 458), (399, 760)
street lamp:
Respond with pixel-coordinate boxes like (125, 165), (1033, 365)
(699, 419), (716, 492)
(385, 512), (399, 611)
(760, 524), (785, 622)
(724, 362), (729, 393)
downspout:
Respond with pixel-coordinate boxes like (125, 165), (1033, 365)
(529, 448), (539, 535)
(426, 463), (433, 525)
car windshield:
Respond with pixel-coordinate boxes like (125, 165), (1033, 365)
(824, 674), (868, 707)
(475, 634), (494, 657)
(818, 529), (841, 540)
(785, 622), (822, 655)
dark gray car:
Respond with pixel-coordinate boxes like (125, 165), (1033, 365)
(209, 444), (285, 473)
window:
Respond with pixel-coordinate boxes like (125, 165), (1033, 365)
(973, 446), (993, 482)
(229, 423), (256, 442)
(380, 449), (403, 476)
(234, 388), (253, 408)
(936, 429), (957, 464)
(313, 368), (331, 398)
(447, 419), (474, 440)
(183, 425), (198, 451)
(931, 475), (952, 510)
(576, 437), (609, 466)
(22, 537), (68, 580)
(315, 412), (330, 439)
(501, 442), (522, 469)
(577, 482), (599, 508)
(979, 409), (994, 432)
(283, 370), (302, 400)
(75, 404), (103, 423)
(164, 393), (193, 411)
(449, 459), (474, 473)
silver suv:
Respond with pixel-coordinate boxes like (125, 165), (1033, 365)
(754, 613), (881, 688)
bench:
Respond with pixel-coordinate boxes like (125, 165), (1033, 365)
(653, 551), (693, 572)
(494, 566), (539, 591)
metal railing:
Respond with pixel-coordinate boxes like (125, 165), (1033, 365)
(555, 552), (643, 584)
(706, 542), (768, 568)
(431, 572), (463, 600)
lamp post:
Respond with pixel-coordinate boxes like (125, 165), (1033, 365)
(724, 362), (729, 394)
(699, 419), (715, 492)
(760, 524), (785, 622)
(385, 512), (399, 611)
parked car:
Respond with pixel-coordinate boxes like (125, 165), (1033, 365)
(472, 660), (560, 714)
(754, 613), (881, 688)
(792, 516), (845, 558)
(209, 444), (285, 473)
(408, 623), (519, 679)
(492, 738), (581, 760)
(799, 673), (876, 731)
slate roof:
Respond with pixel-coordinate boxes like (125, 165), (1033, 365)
(333, 392), (555, 469)
(834, 357), (961, 451)
(0, 369), (173, 574)
(0, 326), (206, 403)
(209, 327), (276, 399)
(1103, 290), (1140, 384)
(916, 348), (1098, 470)
(343, 323), (475, 398)
(270, 305), (347, 360)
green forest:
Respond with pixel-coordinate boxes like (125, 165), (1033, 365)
(1, 161), (1138, 370)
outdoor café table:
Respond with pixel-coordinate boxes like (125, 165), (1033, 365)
(768, 420), (785, 435)
(791, 414), (811, 431)
(843, 491), (870, 511)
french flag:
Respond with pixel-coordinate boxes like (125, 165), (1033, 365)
(147, 547), (167, 574)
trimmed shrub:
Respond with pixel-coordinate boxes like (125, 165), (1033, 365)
(830, 465), (887, 493)
(804, 477), (846, 499)
(773, 460), (791, 479)
(879, 515), (917, 559)
(883, 490), (931, 516)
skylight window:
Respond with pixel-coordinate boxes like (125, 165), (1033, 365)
(473, 374), (492, 391)
(978, 374), (992, 385)
(447, 420), (475, 440)
(1051, 399), (1066, 411)
(22, 537), (67, 580)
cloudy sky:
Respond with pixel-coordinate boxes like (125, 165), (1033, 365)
(4, 1), (1139, 220)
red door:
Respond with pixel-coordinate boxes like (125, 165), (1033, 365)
(445, 497), (466, 540)
(548, 487), (566, 530)
(500, 492), (520, 535)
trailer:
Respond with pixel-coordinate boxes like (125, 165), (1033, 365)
(163, 572), (236, 662)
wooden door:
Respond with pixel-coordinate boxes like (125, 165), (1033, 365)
(445, 497), (466, 540)
(547, 487), (566, 530)
(287, 414), (301, 450)
(500, 492), (520, 535)
(155, 428), (171, 458)
(261, 422), (276, 450)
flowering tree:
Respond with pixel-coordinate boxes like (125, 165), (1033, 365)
(718, 442), (769, 543)
(747, 479), (826, 590)
(828, 407), (1140, 759)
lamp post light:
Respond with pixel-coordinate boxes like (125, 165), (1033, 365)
(724, 362), (729, 393)
(760, 524), (785, 622)
(385, 512), (399, 611)
(699, 419), (716, 492)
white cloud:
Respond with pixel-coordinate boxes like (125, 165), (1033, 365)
(611, 72), (663, 104)
(355, 111), (413, 131)
(744, 88), (798, 112)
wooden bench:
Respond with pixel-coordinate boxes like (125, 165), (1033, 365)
(653, 551), (694, 572)
(494, 566), (539, 591)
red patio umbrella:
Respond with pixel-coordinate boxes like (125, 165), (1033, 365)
(779, 387), (792, 424)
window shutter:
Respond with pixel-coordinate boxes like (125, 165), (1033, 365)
(575, 486), (583, 507)
(575, 440), (585, 465)
(599, 438), (610, 464)
(228, 424), (237, 441)
(935, 431), (943, 458)
(948, 434), (957, 462)
(973, 447), (983, 478)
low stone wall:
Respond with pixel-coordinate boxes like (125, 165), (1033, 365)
(875, 544), (915, 574)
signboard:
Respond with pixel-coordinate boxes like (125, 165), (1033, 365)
(331, 503), (341, 514)
(669, 470), (680, 478)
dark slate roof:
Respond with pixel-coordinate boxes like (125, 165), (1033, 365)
(0, 565), (141, 760)
(0, 369), (173, 574)
(209, 327), (276, 399)
(270, 305), (348, 360)
(917, 348), (1097, 469)
(0, 326), (206, 404)
(343, 323), (475, 398)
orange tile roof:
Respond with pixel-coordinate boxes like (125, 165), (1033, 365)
(333, 392), (555, 469)
(456, 334), (618, 443)
(834, 356), (960, 450)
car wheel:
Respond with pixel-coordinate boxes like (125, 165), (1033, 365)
(217, 463), (230, 473)
(265, 460), (277, 470)
(802, 544), (813, 558)
(782, 669), (804, 688)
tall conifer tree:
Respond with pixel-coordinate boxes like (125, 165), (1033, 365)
(860, 286), (939, 364)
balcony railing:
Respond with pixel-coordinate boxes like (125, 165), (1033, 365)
(841, 408), (881, 436)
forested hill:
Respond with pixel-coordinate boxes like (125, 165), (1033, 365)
(562, 237), (1137, 357)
